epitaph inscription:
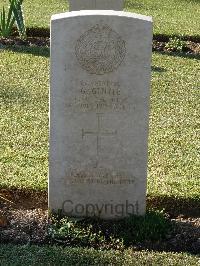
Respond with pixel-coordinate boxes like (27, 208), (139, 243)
(75, 24), (126, 75)
(67, 168), (136, 185)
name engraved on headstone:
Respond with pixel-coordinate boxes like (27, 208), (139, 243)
(65, 80), (133, 112)
(75, 24), (126, 75)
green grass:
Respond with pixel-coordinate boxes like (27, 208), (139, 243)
(0, 47), (199, 199)
(148, 53), (200, 197)
(0, 47), (49, 190)
(125, 0), (200, 36)
(0, 244), (199, 265)
(149, 52), (200, 198)
(0, 0), (199, 36)
(0, 0), (68, 29)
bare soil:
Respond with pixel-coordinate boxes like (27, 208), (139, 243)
(0, 37), (50, 47)
(152, 40), (200, 54)
(0, 189), (199, 254)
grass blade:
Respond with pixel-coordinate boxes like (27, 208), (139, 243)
(6, 0), (15, 31)
(1, 7), (6, 35)
(12, 0), (26, 38)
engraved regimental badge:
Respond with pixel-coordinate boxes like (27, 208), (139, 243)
(75, 24), (126, 75)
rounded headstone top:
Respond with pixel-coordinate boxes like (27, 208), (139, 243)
(69, 0), (124, 11)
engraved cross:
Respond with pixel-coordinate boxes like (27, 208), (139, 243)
(82, 113), (117, 156)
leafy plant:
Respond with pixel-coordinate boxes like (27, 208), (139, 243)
(165, 37), (188, 52)
(10, 0), (26, 38)
(0, 0), (15, 38)
(0, 0), (26, 38)
(116, 210), (172, 245)
(48, 211), (172, 249)
(48, 216), (124, 249)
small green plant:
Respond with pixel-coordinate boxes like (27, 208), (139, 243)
(0, 0), (26, 38)
(165, 37), (188, 52)
(48, 211), (172, 249)
(116, 210), (172, 245)
(10, 0), (26, 38)
(48, 216), (124, 249)
(0, 0), (15, 38)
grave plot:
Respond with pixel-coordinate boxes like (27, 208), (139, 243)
(0, 0), (199, 263)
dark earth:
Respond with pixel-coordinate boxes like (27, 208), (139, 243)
(0, 189), (199, 255)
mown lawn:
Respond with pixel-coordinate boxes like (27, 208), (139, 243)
(0, 2), (199, 264)
(0, 0), (199, 36)
(149, 52), (200, 198)
(0, 47), (199, 199)
(125, 0), (200, 36)
(0, 47), (49, 190)
(0, 244), (199, 265)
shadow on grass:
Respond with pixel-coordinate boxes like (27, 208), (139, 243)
(2, 244), (199, 266)
(2, 45), (50, 58)
(180, 0), (200, 3)
(0, 85), (31, 105)
(0, 244), (125, 265)
(151, 66), (166, 73)
(13, 26), (200, 42)
(1, 188), (199, 217)
(154, 49), (200, 60)
(147, 195), (200, 218)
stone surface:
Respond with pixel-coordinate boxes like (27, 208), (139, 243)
(69, 0), (124, 11)
(49, 10), (152, 219)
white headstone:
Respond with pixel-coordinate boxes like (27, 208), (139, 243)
(69, 0), (124, 11)
(49, 10), (152, 219)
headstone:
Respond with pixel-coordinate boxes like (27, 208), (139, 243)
(69, 0), (124, 11)
(49, 10), (152, 219)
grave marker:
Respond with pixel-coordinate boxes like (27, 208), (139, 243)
(49, 8), (153, 219)
(69, 0), (124, 11)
